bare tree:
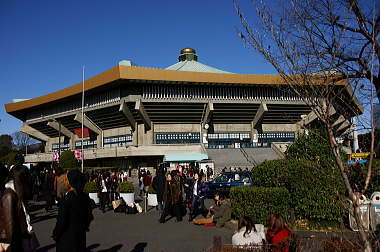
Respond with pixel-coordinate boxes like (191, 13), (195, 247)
(234, 0), (378, 250)
(12, 131), (36, 153)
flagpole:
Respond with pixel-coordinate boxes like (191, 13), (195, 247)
(81, 65), (85, 173)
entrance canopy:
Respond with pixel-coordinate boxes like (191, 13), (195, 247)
(163, 153), (208, 162)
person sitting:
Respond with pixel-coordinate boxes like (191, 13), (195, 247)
(266, 214), (291, 252)
(232, 216), (266, 246)
(193, 193), (231, 227)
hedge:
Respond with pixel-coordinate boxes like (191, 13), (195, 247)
(117, 181), (134, 193)
(59, 150), (79, 170)
(230, 186), (290, 224)
(251, 159), (345, 223)
(84, 181), (98, 193)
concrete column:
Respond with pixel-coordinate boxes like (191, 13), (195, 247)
(135, 99), (151, 131)
(20, 123), (50, 142)
(145, 121), (154, 144)
(137, 124), (145, 146)
(132, 123), (138, 146)
(74, 112), (103, 148)
(251, 103), (268, 140)
(47, 121), (75, 149)
(119, 100), (136, 131)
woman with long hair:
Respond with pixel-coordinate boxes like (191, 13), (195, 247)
(232, 216), (266, 246)
(160, 172), (182, 223)
(1, 164), (38, 251)
(186, 172), (208, 221)
(52, 170), (93, 252)
(266, 214), (291, 252)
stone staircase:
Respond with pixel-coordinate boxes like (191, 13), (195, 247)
(206, 147), (282, 173)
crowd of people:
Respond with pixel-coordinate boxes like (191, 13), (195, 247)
(0, 159), (291, 251)
(0, 161), (94, 252)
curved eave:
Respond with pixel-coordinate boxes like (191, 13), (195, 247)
(5, 65), (347, 114)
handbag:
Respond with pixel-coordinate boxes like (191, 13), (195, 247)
(112, 199), (122, 210)
(0, 243), (10, 252)
(135, 203), (143, 213)
(22, 232), (40, 252)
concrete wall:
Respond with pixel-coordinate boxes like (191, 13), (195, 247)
(132, 123), (154, 145)
(154, 124), (200, 133)
(103, 126), (133, 137)
(214, 124), (251, 132)
(262, 124), (299, 132)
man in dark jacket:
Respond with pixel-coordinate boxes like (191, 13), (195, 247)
(152, 167), (166, 215)
(53, 170), (93, 252)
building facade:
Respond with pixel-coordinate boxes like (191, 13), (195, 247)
(4, 48), (361, 172)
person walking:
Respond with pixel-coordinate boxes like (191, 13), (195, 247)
(52, 170), (93, 252)
(1, 165), (39, 252)
(160, 173), (182, 223)
(97, 173), (110, 213)
(143, 170), (152, 195)
(152, 168), (166, 215)
(42, 169), (54, 211)
(54, 167), (67, 207)
(186, 173), (208, 221)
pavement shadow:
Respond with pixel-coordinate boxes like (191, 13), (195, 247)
(31, 212), (58, 224)
(130, 243), (147, 252)
(98, 244), (123, 252)
(86, 243), (100, 251)
(36, 244), (56, 251)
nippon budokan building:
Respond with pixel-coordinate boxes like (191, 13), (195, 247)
(5, 48), (362, 173)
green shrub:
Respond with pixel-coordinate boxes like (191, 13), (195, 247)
(59, 150), (79, 170)
(252, 158), (345, 223)
(117, 181), (134, 193)
(84, 181), (98, 193)
(231, 186), (290, 224)
(3, 152), (17, 166)
(148, 185), (156, 194)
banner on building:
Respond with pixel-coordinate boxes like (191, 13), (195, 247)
(74, 150), (83, 160)
(52, 152), (60, 162)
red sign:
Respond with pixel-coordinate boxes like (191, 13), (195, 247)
(75, 128), (90, 138)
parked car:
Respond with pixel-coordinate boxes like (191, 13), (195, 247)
(206, 171), (252, 197)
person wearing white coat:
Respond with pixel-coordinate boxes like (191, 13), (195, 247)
(232, 217), (266, 246)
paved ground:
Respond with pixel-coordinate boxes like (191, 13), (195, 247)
(31, 199), (233, 252)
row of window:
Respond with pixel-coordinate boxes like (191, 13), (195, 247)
(208, 132), (250, 140)
(155, 133), (200, 144)
(75, 140), (97, 149)
(104, 135), (133, 147)
(52, 143), (70, 151)
(51, 132), (295, 149)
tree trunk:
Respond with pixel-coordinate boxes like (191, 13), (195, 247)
(326, 124), (372, 252)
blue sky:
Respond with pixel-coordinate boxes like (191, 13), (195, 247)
(0, 1), (377, 135)
(0, 0), (275, 135)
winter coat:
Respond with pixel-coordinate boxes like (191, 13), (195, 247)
(53, 190), (93, 252)
(163, 181), (182, 205)
(189, 180), (208, 198)
(143, 175), (152, 187)
(152, 174), (166, 202)
(0, 188), (28, 252)
(214, 200), (231, 227)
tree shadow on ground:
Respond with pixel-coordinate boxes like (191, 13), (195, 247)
(86, 243), (100, 251)
(36, 244), (56, 251)
(98, 244), (123, 252)
(130, 243), (147, 252)
(31, 212), (58, 224)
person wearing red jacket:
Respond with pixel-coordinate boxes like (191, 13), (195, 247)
(266, 214), (292, 252)
(143, 170), (152, 195)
